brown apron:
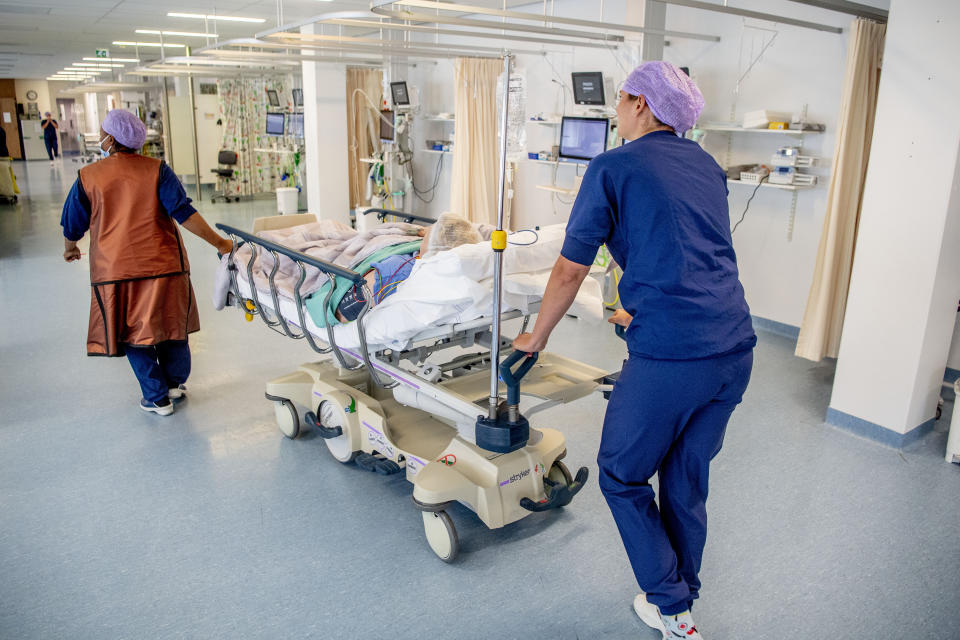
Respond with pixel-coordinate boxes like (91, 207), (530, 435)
(79, 153), (200, 357)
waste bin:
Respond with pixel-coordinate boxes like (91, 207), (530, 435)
(276, 187), (298, 214)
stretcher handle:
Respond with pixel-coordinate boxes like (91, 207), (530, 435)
(361, 208), (435, 225)
(500, 349), (539, 407)
(216, 223), (363, 284)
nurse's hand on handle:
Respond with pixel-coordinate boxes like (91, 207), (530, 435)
(513, 331), (546, 355)
(180, 212), (233, 256)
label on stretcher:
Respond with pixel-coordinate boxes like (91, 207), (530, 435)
(406, 455), (426, 479)
(363, 421), (395, 459)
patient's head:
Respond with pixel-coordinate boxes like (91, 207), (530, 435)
(421, 213), (482, 259)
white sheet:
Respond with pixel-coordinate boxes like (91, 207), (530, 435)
(226, 223), (604, 352)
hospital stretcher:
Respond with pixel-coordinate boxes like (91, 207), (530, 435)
(216, 212), (610, 562)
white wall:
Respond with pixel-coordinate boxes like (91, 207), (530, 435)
(14, 79), (52, 117)
(302, 22), (350, 226)
(828, 0), (960, 434)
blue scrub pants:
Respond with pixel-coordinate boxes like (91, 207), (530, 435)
(124, 340), (191, 404)
(44, 136), (59, 160)
(598, 347), (753, 615)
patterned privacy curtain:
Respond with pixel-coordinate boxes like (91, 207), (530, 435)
(346, 67), (383, 209)
(450, 57), (502, 225)
(795, 19), (886, 361)
(217, 77), (293, 197)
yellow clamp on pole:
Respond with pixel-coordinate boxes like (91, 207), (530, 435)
(244, 300), (256, 322)
(491, 230), (507, 252)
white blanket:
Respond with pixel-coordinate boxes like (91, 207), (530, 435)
(225, 223), (604, 351)
(332, 224), (603, 350)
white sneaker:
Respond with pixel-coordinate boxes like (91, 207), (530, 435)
(140, 398), (173, 416)
(168, 384), (187, 401)
(634, 593), (667, 637)
(661, 610), (703, 639)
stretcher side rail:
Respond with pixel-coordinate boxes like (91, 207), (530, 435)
(216, 222), (397, 389)
(361, 207), (435, 225)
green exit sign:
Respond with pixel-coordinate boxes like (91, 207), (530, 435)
(95, 49), (109, 59)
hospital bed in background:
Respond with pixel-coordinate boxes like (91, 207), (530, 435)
(216, 209), (610, 562)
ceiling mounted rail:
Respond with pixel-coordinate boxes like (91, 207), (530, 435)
(200, 37), (499, 61)
(655, 0), (844, 33)
(369, 0), (721, 42)
(265, 31), (550, 56)
(265, 17), (619, 49)
(783, 0), (887, 22)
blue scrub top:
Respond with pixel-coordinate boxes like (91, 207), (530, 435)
(60, 156), (198, 242)
(561, 130), (756, 360)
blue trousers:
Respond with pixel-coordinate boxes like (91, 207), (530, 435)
(598, 348), (753, 615)
(124, 340), (191, 404)
(44, 137), (59, 160)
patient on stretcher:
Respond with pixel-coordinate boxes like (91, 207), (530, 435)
(333, 213), (492, 322)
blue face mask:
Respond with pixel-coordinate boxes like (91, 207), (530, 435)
(99, 136), (112, 158)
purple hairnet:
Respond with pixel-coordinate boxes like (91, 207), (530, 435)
(102, 109), (147, 150)
(622, 62), (704, 135)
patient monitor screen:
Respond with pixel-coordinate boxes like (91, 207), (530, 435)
(390, 81), (410, 106)
(572, 72), (605, 106)
(379, 110), (395, 142)
(559, 116), (609, 161)
(265, 112), (285, 136)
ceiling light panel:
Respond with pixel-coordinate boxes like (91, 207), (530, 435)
(136, 29), (218, 38)
(82, 57), (139, 62)
(113, 41), (186, 48)
(167, 12), (266, 23)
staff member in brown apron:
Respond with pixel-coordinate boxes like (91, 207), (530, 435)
(60, 109), (232, 416)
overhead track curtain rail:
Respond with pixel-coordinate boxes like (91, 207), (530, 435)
(265, 31), (541, 56)
(370, 1), (721, 42)
(784, 0), (888, 22)
(656, 0), (843, 34)
(208, 36), (502, 60)
(367, 10), (636, 43)
(267, 18), (618, 49)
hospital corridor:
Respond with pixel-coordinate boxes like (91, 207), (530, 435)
(2, 1), (960, 639)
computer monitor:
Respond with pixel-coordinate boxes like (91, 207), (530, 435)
(390, 81), (410, 106)
(379, 109), (395, 143)
(291, 88), (303, 107)
(266, 89), (280, 107)
(287, 112), (304, 138)
(559, 116), (609, 162)
(571, 72), (605, 106)
(265, 112), (285, 136)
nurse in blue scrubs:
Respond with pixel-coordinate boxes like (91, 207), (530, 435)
(513, 62), (755, 640)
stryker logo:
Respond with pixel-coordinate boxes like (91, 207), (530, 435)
(500, 468), (531, 487)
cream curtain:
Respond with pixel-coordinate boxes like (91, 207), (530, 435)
(346, 67), (383, 210)
(450, 57), (502, 225)
(795, 19), (886, 361)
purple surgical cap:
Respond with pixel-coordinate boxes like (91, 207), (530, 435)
(101, 108), (147, 150)
(622, 61), (704, 135)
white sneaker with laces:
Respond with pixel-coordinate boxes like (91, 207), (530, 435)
(633, 593), (667, 637)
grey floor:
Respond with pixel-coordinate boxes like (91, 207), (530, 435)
(1, 159), (959, 640)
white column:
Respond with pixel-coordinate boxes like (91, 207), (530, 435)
(827, 0), (960, 446)
(301, 23), (351, 226)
